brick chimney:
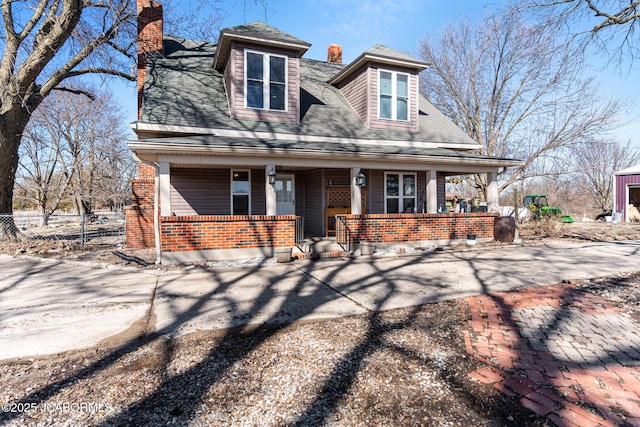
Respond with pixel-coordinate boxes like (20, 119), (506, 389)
(137, 0), (163, 120)
(328, 44), (342, 64)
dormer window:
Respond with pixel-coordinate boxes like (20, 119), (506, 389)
(245, 50), (287, 111)
(379, 70), (409, 121)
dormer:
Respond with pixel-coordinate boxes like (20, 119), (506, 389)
(213, 22), (311, 124)
(328, 45), (429, 132)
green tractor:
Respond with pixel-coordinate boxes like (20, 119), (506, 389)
(524, 194), (574, 223)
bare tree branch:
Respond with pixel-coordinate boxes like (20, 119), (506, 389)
(418, 6), (628, 199)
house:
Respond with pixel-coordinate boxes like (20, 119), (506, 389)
(127, 0), (520, 263)
(614, 164), (640, 222)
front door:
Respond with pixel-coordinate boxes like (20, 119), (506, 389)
(275, 175), (295, 215)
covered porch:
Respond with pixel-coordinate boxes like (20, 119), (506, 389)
(126, 145), (514, 263)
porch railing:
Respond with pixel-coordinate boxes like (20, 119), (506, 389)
(295, 216), (304, 247)
(335, 215), (350, 251)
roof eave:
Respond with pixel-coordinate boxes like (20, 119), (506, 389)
(329, 53), (430, 86)
(127, 140), (522, 168)
(213, 31), (311, 71)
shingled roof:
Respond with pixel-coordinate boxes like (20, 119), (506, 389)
(140, 34), (480, 150)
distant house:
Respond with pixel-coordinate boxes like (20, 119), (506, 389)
(614, 164), (640, 222)
(127, 0), (520, 263)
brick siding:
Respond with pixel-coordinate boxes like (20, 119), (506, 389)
(125, 179), (155, 248)
(160, 215), (297, 252)
(338, 212), (498, 245)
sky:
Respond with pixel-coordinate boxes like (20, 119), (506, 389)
(115, 0), (640, 148)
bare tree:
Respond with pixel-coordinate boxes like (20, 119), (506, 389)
(522, 0), (640, 63)
(16, 96), (75, 225)
(418, 7), (628, 200)
(0, 0), (137, 238)
(574, 140), (640, 213)
(17, 88), (132, 220)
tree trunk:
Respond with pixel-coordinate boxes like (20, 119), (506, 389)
(0, 109), (31, 240)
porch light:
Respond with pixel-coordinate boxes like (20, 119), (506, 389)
(355, 171), (367, 187)
(268, 167), (277, 185)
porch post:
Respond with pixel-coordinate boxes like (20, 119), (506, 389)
(351, 167), (362, 215)
(487, 171), (499, 212)
(159, 162), (171, 216)
(426, 170), (437, 213)
(265, 164), (277, 216)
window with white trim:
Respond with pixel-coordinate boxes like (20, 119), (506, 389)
(379, 70), (409, 121)
(245, 50), (287, 111)
(385, 173), (416, 213)
(231, 170), (251, 215)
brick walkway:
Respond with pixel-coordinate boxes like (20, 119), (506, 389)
(460, 284), (640, 426)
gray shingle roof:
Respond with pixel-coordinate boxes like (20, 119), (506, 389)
(140, 35), (478, 149)
(220, 22), (311, 48)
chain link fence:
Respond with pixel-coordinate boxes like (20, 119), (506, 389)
(0, 212), (126, 246)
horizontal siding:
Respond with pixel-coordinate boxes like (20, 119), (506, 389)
(295, 172), (304, 217)
(325, 168), (350, 186)
(615, 174), (640, 219)
(171, 168), (230, 215)
(339, 66), (369, 125)
(368, 65), (418, 132)
(304, 169), (324, 236)
(229, 42), (300, 124)
(369, 169), (384, 214)
(223, 55), (234, 114)
(251, 168), (266, 215)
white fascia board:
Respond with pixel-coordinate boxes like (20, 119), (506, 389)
(127, 140), (520, 171)
(130, 122), (480, 150)
(156, 153), (506, 174)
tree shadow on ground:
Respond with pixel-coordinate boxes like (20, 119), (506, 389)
(3, 244), (637, 425)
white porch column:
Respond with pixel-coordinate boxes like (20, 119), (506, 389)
(487, 171), (499, 212)
(159, 162), (171, 216)
(265, 164), (277, 216)
(351, 167), (362, 215)
(426, 170), (437, 213)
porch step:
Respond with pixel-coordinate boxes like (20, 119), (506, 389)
(294, 237), (345, 254)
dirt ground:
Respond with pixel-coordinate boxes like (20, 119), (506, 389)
(0, 221), (639, 426)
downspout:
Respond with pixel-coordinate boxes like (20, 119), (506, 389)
(132, 153), (161, 265)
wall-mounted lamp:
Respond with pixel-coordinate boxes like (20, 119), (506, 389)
(268, 167), (277, 185)
(355, 171), (366, 187)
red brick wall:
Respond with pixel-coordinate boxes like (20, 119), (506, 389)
(160, 215), (297, 252)
(339, 212), (498, 245)
(125, 179), (156, 248)
(136, 162), (156, 180)
(137, 0), (163, 120)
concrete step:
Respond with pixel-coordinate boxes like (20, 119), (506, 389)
(294, 237), (345, 254)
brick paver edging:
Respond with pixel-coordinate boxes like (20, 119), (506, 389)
(460, 284), (640, 426)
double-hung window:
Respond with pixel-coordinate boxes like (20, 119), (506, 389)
(245, 51), (287, 111)
(385, 173), (416, 213)
(231, 170), (251, 215)
(379, 70), (409, 121)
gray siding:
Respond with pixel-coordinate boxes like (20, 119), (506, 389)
(325, 168), (350, 186)
(304, 169), (324, 236)
(367, 65), (418, 132)
(228, 41), (300, 124)
(251, 168), (266, 215)
(171, 168), (230, 215)
(223, 54), (234, 114)
(295, 172), (305, 217)
(339, 65), (369, 126)
(437, 172), (446, 211)
(369, 169), (385, 214)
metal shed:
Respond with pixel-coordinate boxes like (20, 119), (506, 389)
(614, 164), (640, 222)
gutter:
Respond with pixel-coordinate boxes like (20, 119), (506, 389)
(131, 153), (162, 265)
